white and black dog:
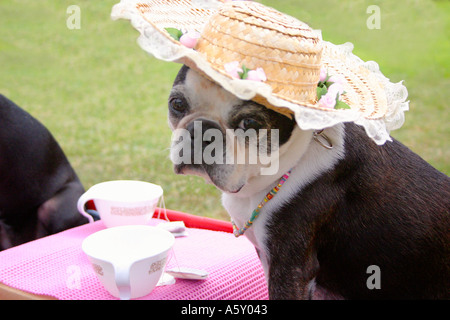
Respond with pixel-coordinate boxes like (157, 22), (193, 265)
(0, 94), (90, 251)
(168, 65), (449, 299)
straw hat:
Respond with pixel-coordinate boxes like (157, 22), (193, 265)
(111, 0), (409, 145)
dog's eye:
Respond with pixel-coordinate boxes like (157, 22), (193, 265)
(169, 97), (188, 114)
(238, 118), (262, 131)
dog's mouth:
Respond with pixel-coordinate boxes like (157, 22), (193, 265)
(174, 163), (244, 194)
(228, 185), (243, 194)
(174, 163), (209, 181)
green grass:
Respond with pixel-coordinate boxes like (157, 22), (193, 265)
(0, 0), (448, 221)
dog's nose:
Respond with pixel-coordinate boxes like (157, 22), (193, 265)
(186, 118), (223, 148)
(186, 119), (223, 164)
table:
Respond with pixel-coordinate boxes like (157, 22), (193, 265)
(0, 209), (268, 300)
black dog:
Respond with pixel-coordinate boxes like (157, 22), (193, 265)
(0, 94), (89, 250)
(169, 66), (450, 299)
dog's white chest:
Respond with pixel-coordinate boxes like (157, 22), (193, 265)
(222, 191), (273, 275)
(222, 193), (266, 244)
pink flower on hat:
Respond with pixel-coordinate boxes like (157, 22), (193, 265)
(247, 67), (267, 82)
(328, 74), (346, 86)
(317, 68), (350, 110)
(318, 92), (337, 109)
(327, 83), (344, 98)
(224, 62), (267, 82)
(224, 61), (243, 79)
(179, 30), (201, 49)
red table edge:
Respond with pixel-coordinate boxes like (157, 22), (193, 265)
(153, 207), (233, 233)
(86, 201), (233, 233)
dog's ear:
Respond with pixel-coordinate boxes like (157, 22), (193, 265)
(173, 65), (190, 87)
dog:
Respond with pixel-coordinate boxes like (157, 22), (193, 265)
(168, 65), (450, 299)
(0, 94), (89, 251)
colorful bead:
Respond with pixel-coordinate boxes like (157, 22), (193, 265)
(232, 169), (292, 237)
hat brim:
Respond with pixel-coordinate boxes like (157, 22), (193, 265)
(111, 0), (409, 145)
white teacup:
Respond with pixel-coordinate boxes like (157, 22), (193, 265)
(82, 225), (175, 299)
(77, 180), (163, 228)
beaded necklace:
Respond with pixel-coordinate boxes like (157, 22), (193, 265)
(232, 169), (292, 237)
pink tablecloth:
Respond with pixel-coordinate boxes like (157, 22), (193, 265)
(0, 219), (268, 300)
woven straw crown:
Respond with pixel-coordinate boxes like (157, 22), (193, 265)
(112, 0), (409, 145)
(196, 2), (323, 112)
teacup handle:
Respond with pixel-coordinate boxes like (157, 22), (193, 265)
(115, 264), (131, 300)
(77, 192), (95, 224)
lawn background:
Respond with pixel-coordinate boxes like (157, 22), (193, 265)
(0, 0), (448, 220)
